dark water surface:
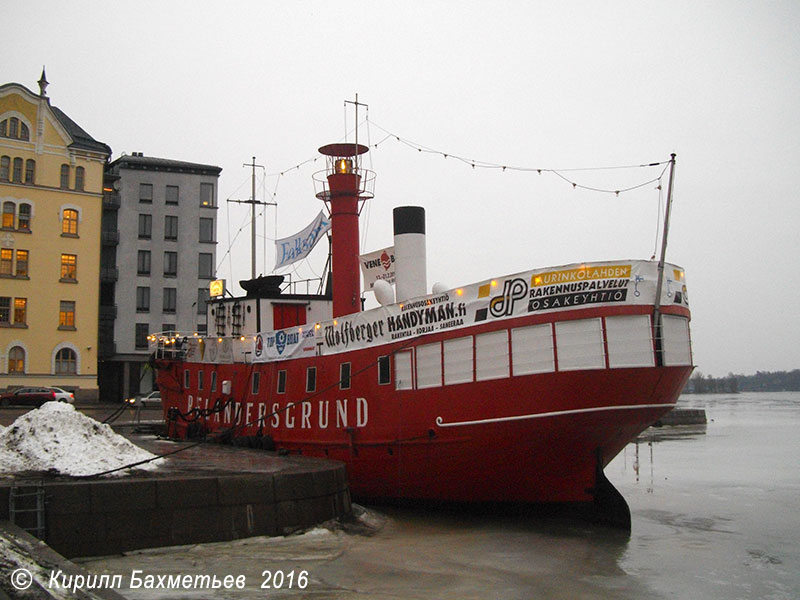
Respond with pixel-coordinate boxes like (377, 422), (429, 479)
(82, 392), (800, 599)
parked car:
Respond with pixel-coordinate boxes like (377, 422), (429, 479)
(0, 387), (59, 407)
(124, 390), (161, 408)
(48, 387), (75, 403)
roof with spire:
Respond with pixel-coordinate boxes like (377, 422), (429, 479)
(0, 69), (111, 157)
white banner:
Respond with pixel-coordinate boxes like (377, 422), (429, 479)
(314, 260), (688, 356)
(360, 246), (395, 290)
(274, 211), (331, 269)
(252, 327), (316, 363)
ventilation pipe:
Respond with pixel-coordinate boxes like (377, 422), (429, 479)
(393, 206), (427, 301)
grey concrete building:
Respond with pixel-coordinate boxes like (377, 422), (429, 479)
(99, 153), (221, 401)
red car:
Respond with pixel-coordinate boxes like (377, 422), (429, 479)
(0, 387), (60, 407)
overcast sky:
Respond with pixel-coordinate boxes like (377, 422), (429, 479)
(5, 1), (799, 377)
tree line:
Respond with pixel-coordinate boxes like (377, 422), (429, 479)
(685, 369), (800, 393)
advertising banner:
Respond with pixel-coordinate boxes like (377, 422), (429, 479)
(274, 211), (331, 269)
(360, 246), (396, 290)
(252, 327), (316, 363)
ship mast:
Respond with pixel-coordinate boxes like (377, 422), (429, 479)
(653, 153), (677, 366)
(228, 157), (274, 279)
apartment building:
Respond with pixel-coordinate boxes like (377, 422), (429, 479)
(99, 153), (221, 400)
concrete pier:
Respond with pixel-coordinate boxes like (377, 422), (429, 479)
(0, 438), (351, 559)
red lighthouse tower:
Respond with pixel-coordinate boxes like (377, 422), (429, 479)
(314, 143), (375, 317)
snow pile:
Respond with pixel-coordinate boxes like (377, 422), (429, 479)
(0, 402), (161, 476)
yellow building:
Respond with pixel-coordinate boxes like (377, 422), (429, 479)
(0, 71), (111, 400)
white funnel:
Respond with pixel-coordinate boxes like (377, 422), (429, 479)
(393, 206), (427, 301)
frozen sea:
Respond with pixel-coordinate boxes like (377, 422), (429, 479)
(82, 392), (800, 599)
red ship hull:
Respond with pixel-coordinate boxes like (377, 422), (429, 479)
(155, 301), (692, 512)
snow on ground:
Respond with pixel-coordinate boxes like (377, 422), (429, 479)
(0, 402), (161, 476)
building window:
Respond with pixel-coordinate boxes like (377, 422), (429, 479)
(12, 158), (22, 182)
(139, 183), (153, 203)
(163, 287), (177, 313)
(198, 253), (213, 279)
(137, 250), (151, 275)
(15, 250), (28, 277)
(162, 323), (176, 336)
(8, 346), (25, 373)
(60, 254), (77, 281)
(1, 118), (29, 141)
(24, 159), (35, 184)
(74, 167), (85, 191)
(0, 248), (11, 275)
(59, 301), (75, 329)
(211, 371), (217, 392)
(60, 164), (70, 189)
(55, 347), (77, 374)
(340, 362), (351, 390)
(164, 251), (177, 277)
(166, 185), (179, 205)
(164, 215), (178, 241)
(136, 286), (150, 312)
(200, 183), (215, 207)
(2, 201), (14, 228)
(199, 371), (205, 391)
(197, 287), (209, 314)
(138, 214), (152, 239)
(135, 324), (149, 349)
(0, 156), (9, 181)
(13, 298), (26, 325)
(199, 218), (215, 243)
(0, 297), (9, 324)
(18, 203), (30, 231)
(251, 372), (260, 395)
(62, 209), (79, 236)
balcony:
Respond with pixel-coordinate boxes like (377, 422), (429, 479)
(102, 192), (120, 210)
(101, 230), (120, 246)
(100, 267), (119, 282)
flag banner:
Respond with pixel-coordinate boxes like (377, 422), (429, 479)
(360, 246), (396, 290)
(274, 211), (331, 269)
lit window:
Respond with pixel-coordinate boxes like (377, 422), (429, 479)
(15, 250), (28, 277)
(13, 298), (26, 324)
(8, 346), (25, 373)
(55, 347), (77, 374)
(59, 301), (75, 328)
(0, 248), (11, 275)
(62, 209), (79, 236)
(200, 183), (215, 207)
(18, 204), (30, 231)
(60, 254), (77, 280)
(2, 202), (14, 228)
